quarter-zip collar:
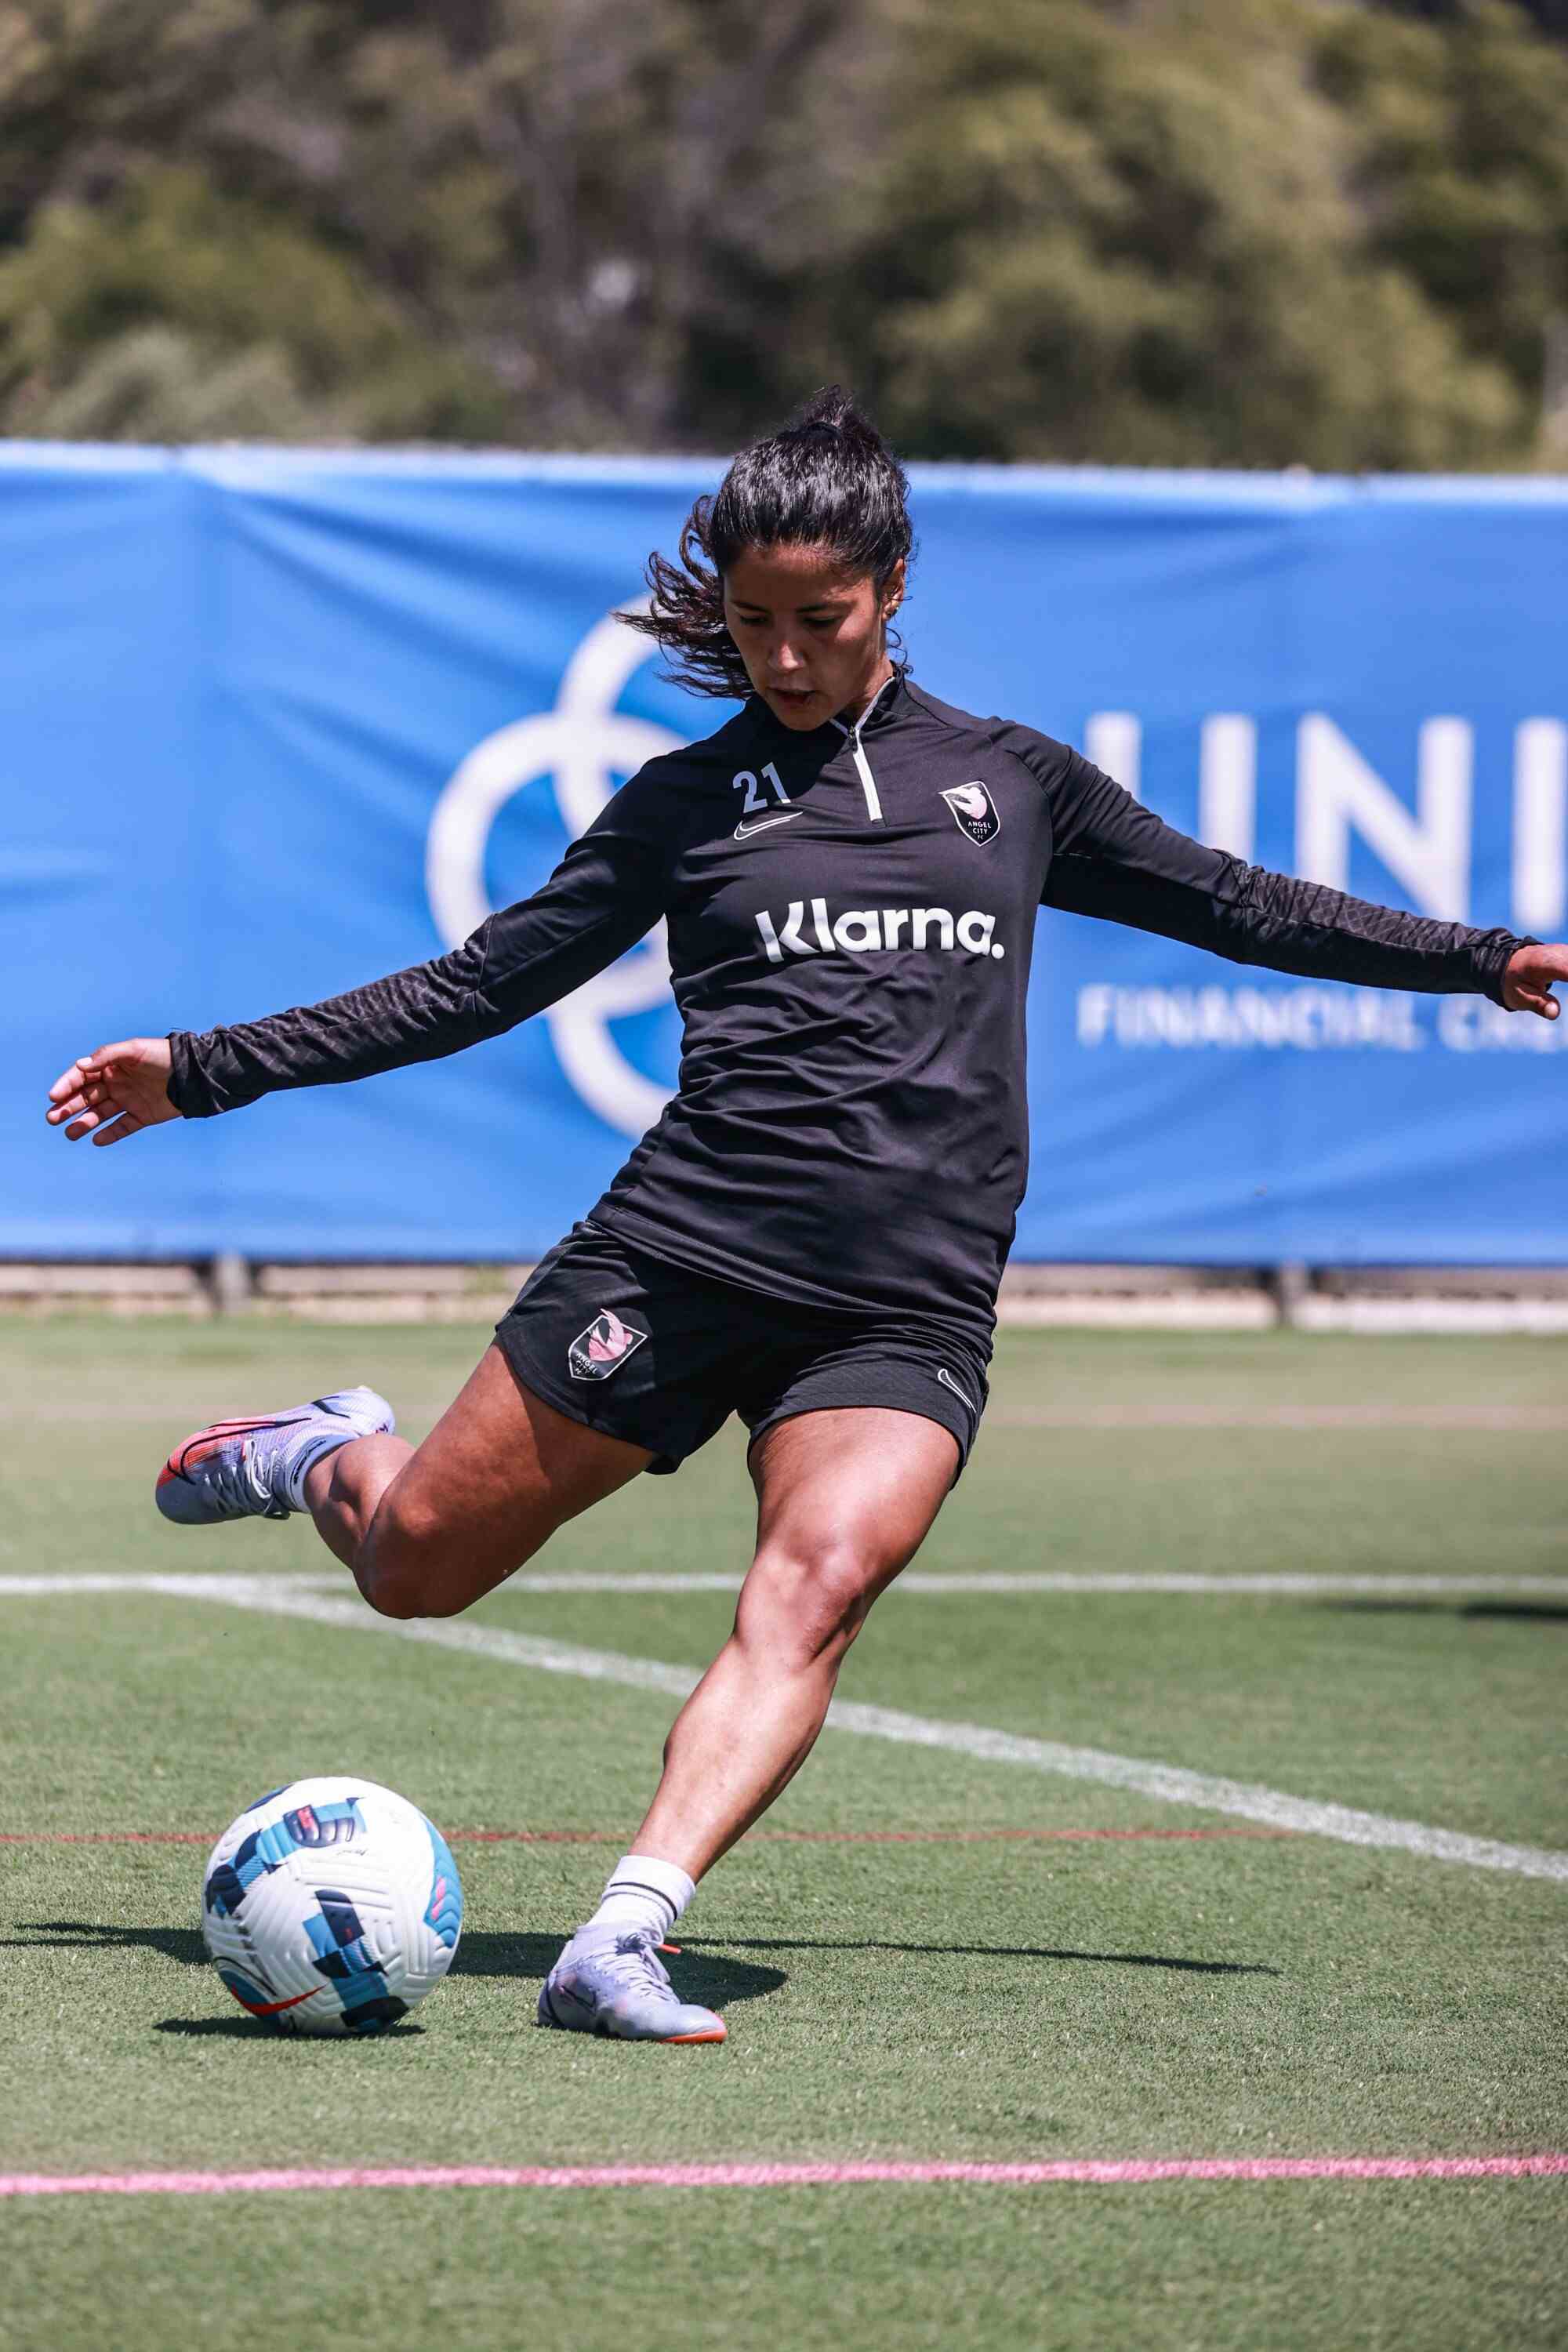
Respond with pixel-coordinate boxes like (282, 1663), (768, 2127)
(829, 667), (900, 738)
(749, 666), (912, 745)
(828, 671), (898, 822)
(748, 670), (910, 824)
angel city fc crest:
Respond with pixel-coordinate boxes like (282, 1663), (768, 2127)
(941, 781), (1000, 845)
(568, 1308), (650, 1382)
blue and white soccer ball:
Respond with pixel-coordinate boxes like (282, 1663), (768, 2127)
(201, 1776), (463, 2035)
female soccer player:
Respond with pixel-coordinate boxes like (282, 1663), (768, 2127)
(47, 390), (1568, 2044)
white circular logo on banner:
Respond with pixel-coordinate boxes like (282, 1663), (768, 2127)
(425, 601), (681, 1138)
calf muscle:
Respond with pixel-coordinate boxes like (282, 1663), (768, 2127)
(309, 1344), (650, 1617)
(630, 1407), (959, 1879)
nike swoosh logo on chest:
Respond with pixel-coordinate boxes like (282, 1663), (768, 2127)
(734, 812), (804, 840)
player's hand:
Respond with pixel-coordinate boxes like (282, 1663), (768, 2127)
(45, 1036), (182, 1146)
(1501, 944), (1568, 1019)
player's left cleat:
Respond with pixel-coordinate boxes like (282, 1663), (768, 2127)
(537, 1929), (727, 2043)
(154, 1386), (395, 1526)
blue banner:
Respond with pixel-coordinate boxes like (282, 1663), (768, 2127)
(4, 447), (1565, 1263)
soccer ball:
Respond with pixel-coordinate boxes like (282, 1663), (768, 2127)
(201, 1775), (463, 2035)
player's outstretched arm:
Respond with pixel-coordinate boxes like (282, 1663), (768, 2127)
(46, 1037), (182, 1147)
(49, 777), (673, 1131)
(1499, 942), (1568, 1018)
(1036, 741), (1549, 1010)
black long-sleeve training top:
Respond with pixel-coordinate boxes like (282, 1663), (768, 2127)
(169, 673), (1525, 1332)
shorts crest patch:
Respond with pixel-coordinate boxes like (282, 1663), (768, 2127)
(568, 1308), (649, 1382)
(941, 781), (1000, 845)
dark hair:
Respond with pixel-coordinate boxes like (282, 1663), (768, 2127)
(622, 387), (914, 699)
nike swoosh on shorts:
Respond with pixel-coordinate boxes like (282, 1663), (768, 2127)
(734, 812), (804, 840)
(936, 1367), (976, 1417)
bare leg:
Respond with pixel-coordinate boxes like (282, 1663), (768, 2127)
(303, 1344), (652, 1617)
(630, 1407), (958, 1881)
(303, 1436), (413, 1566)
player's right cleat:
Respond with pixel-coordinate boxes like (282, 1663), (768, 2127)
(537, 1930), (727, 2043)
(154, 1386), (395, 1526)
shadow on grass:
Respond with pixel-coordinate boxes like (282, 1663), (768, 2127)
(155, 2015), (426, 2039)
(1326, 1600), (1568, 1625)
(7, 1923), (789, 2013)
(686, 1937), (1277, 1977)
(6, 1922), (207, 1965)
(448, 1933), (786, 2009)
(1462, 1602), (1568, 1624)
(5, 1921), (1267, 1994)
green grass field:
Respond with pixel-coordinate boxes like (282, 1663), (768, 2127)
(2, 1319), (1563, 2350)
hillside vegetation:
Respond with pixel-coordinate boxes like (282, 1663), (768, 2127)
(2, 0), (1565, 466)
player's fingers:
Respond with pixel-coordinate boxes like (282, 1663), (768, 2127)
(63, 1102), (114, 1140)
(74, 1041), (145, 1087)
(90, 1111), (143, 1148)
(46, 1080), (108, 1125)
(47, 1059), (92, 1104)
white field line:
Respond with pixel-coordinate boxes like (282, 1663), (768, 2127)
(5, 1570), (1568, 1601)
(31, 1571), (1562, 1884)
(466, 1569), (1568, 1598)
(0, 1570), (339, 1598)
(900, 1573), (1568, 1597)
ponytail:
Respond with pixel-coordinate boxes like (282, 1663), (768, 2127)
(623, 387), (914, 699)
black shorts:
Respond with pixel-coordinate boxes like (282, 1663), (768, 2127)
(494, 1222), (991, 1479)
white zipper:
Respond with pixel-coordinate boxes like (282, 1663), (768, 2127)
(849, 727), (883, 823)
(833, 674), (895, 824)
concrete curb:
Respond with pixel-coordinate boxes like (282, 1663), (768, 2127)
(5, 1260), (1568, 1330)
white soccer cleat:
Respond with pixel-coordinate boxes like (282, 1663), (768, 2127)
(538, 1929), (727, 2043)
(154, 1387), (395, 1526)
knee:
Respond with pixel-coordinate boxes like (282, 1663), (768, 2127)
(355, 1494), (464, 1621)
(740, 1535), (882, 1665)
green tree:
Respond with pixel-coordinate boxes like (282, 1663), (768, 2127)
(0, 0), (1563, 465)
(829, 0), (1545, 468)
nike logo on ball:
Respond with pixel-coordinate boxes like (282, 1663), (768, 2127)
(232, 1986), (321, 2018)
(735, 812), (804, 840)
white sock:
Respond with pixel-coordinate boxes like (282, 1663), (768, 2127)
(278, 1425), (360, 1514)
(576, 1853), (695, 1947)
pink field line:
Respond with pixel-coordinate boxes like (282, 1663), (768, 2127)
(0, 1825), (1297, 1847)
(3, 2156), (1564, 2200)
